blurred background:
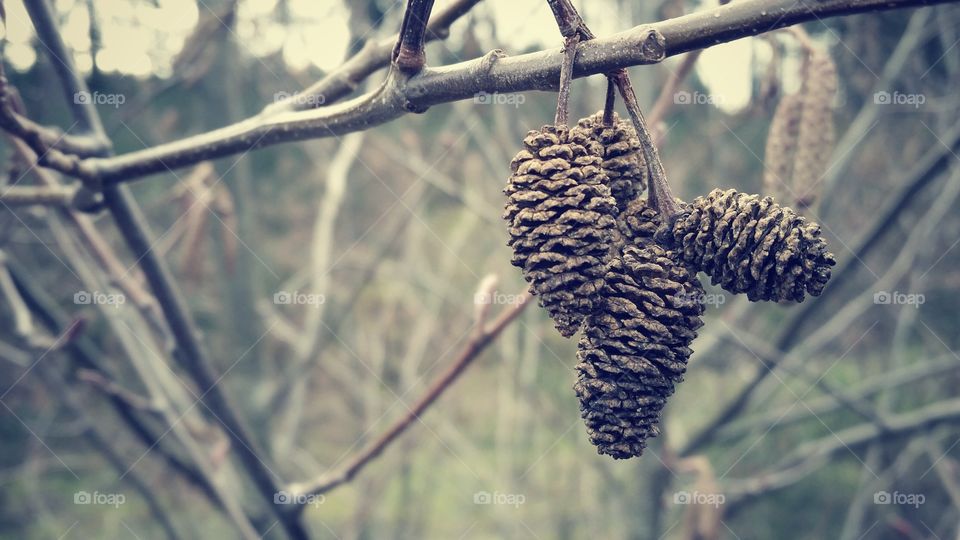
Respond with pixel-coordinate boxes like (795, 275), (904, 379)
(2, 0), (960, 538)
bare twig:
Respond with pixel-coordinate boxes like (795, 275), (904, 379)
(75, 368), (164, 414)
(0, 184), (78, 207)
(288, 283), (531, 503)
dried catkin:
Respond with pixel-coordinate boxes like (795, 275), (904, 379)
(763, 93), (803, 202)
(576, 112), (648, 212)
(503, 125), (618, 337)
(792, 51), (837, 211)
(661, 188), (836, 303)
(574, 240), (705, 459)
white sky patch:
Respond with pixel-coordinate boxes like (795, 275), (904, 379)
(696, 38), (755, 114)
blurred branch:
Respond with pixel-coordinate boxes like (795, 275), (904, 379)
(288, 281), (531, 504)
(647, 50), (702, 144)
(724, 399), (960, 503)
(717, 354), (959, 440)
(19, 1), (303, 537)
(35, 364), (183, 540)
(75, 368), (164, 415)
(0, 184), (78, 207)
(680, 127), (960, 456)
(21, 0), (955, 186)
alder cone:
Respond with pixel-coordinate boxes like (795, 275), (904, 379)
(662, 188), (836, 302)
(576, 112), (647, 212)
(792, 51), (838, 211)
(763, 93), (803, 202)
(574, 242), (705, 459)
(503, 125), (618, 337)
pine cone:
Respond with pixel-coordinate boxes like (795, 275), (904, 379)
(792, 51), (837, 211)
(504, 125), (618, 337)
(574, 241), (705, 459)
(763, 93), (803, 202)
(576, 112), (647, 212)
(662, 188), (836, 302)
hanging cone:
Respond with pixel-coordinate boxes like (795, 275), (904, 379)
(661, 188), (836, 302)
(576, 111), (648, 213)
(574, 235), (705, 459)
(503, 125), (618, 337)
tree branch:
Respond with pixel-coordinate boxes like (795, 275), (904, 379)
(264, 0), (483, 114)
(19, 0), (950, 187)
(288, 282), (531, 503)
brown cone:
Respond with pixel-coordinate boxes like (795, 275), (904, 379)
(574, 239), (705, 459)
(503, 125), (618, 337)
(662, 188), (836, 302)
(576, 112), (648, 213)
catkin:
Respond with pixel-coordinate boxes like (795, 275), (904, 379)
(763, 93), (803, 202)
(792, 51), (838, 211)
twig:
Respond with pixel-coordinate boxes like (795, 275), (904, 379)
(724, 399), (960, 503)
(542, 0), (677, 215)
(75, 368), (164, 414)
(0, 184), (78, 207)
(14, 0), (948, 186)
(611, 69), (680, 217)
(265, 0), (483, 114)
(393, 0), (437, 73)
(288, 283), (530, 503)
(555, 34), (581, 126)
(646, 50), (703, 139)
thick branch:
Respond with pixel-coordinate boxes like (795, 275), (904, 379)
(34, 0), (950, 186)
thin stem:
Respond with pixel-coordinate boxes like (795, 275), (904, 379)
(602, 77), (616, 126)
(612, 69), (679, 217)
(554, 34), (581, 126)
